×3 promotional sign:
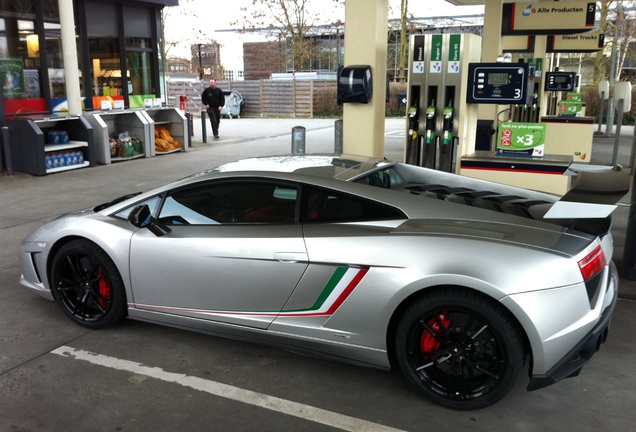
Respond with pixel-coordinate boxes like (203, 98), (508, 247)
(497, 122), (546, 157)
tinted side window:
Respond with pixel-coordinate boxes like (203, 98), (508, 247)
(113, 196), (162, 220)
(303, 187), (405, 223)
(158, 182), (298, 225)
(355, 167), (404, 188)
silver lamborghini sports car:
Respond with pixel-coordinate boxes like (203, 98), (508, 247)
(19, 155), (628, 410)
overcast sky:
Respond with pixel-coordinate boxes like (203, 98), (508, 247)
(163, 0), (484, 71)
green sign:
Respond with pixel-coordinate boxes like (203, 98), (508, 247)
(448, 34), (461, 74)
(559, 100), (583, 115)
(497, 122), (546, 157)
(430, 35), (443, 73)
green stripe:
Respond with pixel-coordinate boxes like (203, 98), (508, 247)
(310, 266), (348, 310)
(284, 266), (348, 313)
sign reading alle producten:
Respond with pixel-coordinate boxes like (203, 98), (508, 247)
(497, 122), (546, 158)
(502, 1), (596, 35)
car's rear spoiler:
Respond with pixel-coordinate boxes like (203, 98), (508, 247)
(549, 165), (630, 216)
(544, 165), (630, 236)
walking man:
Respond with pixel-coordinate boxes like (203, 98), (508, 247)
(202, 79), (225, 139)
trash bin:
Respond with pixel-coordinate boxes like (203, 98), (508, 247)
(291, 126), (305, 154)
(220, 90), (244, 119)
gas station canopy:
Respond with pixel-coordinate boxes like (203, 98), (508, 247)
(444, 0), (488, 5)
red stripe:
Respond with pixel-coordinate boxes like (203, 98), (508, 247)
(324, 268), (369, 315)
(511, 3), (516, 30)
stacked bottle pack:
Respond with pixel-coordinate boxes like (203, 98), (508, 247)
(45, 151), (85, 170)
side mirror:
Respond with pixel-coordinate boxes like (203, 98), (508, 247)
(337, 65), (373, 105)
(127, 205), (171, 237)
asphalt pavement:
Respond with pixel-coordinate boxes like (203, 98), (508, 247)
(1, 114), (635, 431)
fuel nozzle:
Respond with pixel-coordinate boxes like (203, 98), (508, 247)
(425, 105), (436, 144)
(442, 105), (454, 146)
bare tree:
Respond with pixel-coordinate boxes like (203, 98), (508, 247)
(233, 0), (343, 72)
(591, 1), (636, 83)
(397, 0), (409, 83)
(161, 0), (210, 72)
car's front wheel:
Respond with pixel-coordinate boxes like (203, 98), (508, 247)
(395, 287), (525, 410)
(50, 239), (126, 329)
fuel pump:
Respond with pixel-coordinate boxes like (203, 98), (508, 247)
(406, 99), (420, 165)
(404, 33), (481, 172)
(422, 103), (437, 168)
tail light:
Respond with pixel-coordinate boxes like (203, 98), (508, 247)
(578, 245), (606, 281)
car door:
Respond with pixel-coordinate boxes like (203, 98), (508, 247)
(271, 185), (407, 329)
(128, 180), (307, 329)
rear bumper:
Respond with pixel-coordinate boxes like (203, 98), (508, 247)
(527, 261), (619, 391)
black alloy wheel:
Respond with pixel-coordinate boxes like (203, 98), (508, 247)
(395, 287), (525, 410)
(50, 239), (126, 329)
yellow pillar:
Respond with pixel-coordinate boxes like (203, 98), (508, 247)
(481, 0), (504, 62)
(58, 0), (82, 115)
(342, 0), (388, 158)
(534, 0), (552, 118)
(479, 0), (504, 121)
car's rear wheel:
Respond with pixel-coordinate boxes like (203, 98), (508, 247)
(50, 239), (126, 329)
(395, 288), (525, 410)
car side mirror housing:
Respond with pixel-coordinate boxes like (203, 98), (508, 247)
(128, 204), (171, 237)
(337, 65), (373, 105)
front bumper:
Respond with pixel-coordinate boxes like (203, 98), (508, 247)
(527, 261), (619, 391)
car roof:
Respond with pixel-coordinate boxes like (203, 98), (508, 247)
(210, 155), (393, 182)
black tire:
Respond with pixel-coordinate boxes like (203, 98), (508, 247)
(395, 287), (525, 410)
(50, 239), (127, 329)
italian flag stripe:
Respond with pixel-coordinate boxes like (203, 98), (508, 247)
(133, 266), (369, 318)
(281, 266), (369, 316)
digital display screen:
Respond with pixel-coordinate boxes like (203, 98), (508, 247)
(467, 63), (529, 104)
(488, 73), (509, 85)
(555, 76), (567, 83)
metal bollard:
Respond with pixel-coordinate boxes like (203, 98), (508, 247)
(291, 126), (306, 155)
(334, 119), (343, 155)
(2, 126), (13, 176)
(185, 112), (193, 148)
(201, 110), (207, 143)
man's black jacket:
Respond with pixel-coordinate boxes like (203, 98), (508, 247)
(202, 87), (225, 110)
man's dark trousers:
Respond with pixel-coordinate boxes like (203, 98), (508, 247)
(207, 108), (221, 138)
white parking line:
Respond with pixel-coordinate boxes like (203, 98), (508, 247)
(51, 346), (407, 432)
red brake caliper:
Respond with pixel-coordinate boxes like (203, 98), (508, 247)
(421, 312), (450, 353)
(97, 268), (111, 309)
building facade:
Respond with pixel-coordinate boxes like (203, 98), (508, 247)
(1, 0), (177, 121)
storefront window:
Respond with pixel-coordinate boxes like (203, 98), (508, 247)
(45, 22), (65, 98)
(0, 0), (44, 114)
(89, 38), (122, 98)
(126, 37), (154, 107)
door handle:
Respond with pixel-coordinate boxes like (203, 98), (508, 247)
(274, 252), (308, 263)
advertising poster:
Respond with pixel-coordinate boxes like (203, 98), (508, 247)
(1, 58), (26, 99)
(497, 122), (546, 157)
